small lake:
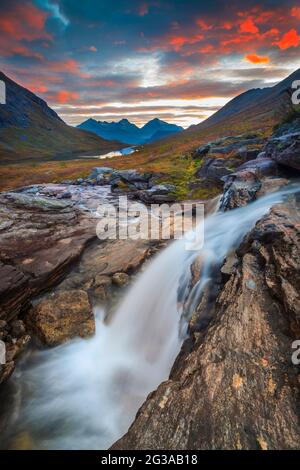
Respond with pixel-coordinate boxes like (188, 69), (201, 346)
(80, 147), (136, 160)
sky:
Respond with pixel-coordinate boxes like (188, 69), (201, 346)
(0, 0), (300, 128)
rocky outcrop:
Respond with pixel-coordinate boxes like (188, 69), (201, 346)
(139, 184), (176, 203)
(263, 133), (300, 171)
(192, 134), (266, 194)
(112, 195), (300, 450)
(219, 170), (262, 211)
(82, 167), (178, 203)
(27, 290), (94, 346)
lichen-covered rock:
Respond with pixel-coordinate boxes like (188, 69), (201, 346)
(112, 272), (129, 287)
(27, 290), (95, 346)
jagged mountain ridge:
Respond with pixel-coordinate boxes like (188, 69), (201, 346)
(77, 117), (183, 144)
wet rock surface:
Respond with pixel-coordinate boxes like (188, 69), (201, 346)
(112, 195), (300, 450)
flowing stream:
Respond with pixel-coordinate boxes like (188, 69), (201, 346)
(1, 185), (298, 450)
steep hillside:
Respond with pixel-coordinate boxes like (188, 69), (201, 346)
(191, 68), (300, 132)
(0, 71), (121, 163)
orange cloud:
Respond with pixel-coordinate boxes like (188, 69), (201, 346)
(169, 34), (204, 51)
(245, 53), (270, 64)
(198, 44), (214, 54)
(240, 18), (259, 34)
(291, 7), (300, 19)
(0, 1), (51, 60)
(47, 59), (90, 78)
(55, 90), (79, 104)
(221, 22), (234, 31)
(0, 41), (44, 59)
(276, 29), (300, 49)
(31, 85), (48, 93)
(0, 1), (51, 41)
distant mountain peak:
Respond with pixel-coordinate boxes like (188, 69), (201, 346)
(77, 117), (183, 145)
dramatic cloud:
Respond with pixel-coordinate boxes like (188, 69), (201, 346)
(239, 18), (259, 34)
(52, 90), (79, 104)
(276, 29), (300, 50)
(245, 53), (270, 64)
(0, 0), (299, 127)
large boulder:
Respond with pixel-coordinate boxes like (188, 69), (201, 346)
(139, 184), (176, 203)
(27, 290), (95, 346)
(263, 134), (300, 171)
(219, 170), (261, 211)
(192, 144), (211, 159)
(89, 167), (114, 179)
(236, 146), (261, 162)
(196, 157), (233, 182)
(236, 157), (278, 177)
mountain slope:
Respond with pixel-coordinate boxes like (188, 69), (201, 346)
(77, 117), (183, 144)
(0, 71), (121, 163)
(190, 68), (300, 133)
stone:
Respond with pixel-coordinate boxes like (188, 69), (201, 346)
(220, 252), (239, 279)
(263, 134), (300, 171)
(139, 184), (176, 203)
(219, 170), (262, 211)
(10, 320), (26, 338)
(90, 167), (114, 179)
(92, 275), (112, 303)
(236, 146), (260, 162)
(195, 157), (233, 182)
(93, 286), (109, 302)
(236, 158), (278, 177)
(94, 274), (112, 288)
(57, 191), (72, 199)
(192, 144), (210, 158)
(27, 290), (95, 346)
(112, 272), (129, 287)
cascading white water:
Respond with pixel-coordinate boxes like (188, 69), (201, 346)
(3, 185), (298, 450)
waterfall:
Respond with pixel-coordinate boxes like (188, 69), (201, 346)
(3, 185), (298, 450)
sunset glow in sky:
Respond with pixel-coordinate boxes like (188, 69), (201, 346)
(1, 0), (300, 127)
